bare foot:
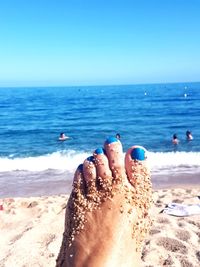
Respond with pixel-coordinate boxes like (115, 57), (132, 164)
(56, 137), (152, 267)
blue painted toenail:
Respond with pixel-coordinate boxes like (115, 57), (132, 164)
(87, 156), (95, 162)
(95, 148), (105, 154)
(78, 164), (83, 170)
(106, 137), (118, 144)
(131, 148), (145, 160)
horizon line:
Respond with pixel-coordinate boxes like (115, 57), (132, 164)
(0, 80), (200, 89)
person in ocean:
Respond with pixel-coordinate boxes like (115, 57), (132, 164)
(116, 133), (121, 140)
(172, 134), (179, 145)
(56, 136), (152, 267)
(186, 130), (193, 141)
(59, 132), (69, 141)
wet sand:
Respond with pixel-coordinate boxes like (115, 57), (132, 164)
(0, 187), (199, 267)
(152, 172), (200, 189)
(1, 171), (200, 198)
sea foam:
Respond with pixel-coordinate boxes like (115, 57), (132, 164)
(147, 151), (200, 174)
(0, 150), (200, 174)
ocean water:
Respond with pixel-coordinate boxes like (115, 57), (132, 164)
(0, 82), (200, 197)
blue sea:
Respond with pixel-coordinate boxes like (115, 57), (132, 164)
(0, 82), (200, 197)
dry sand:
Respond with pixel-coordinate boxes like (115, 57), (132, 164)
(0, 188), (200, 267)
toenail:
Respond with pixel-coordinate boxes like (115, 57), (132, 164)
(106, 137), (118, 144)
(78, 164), (83, 171)
(95, 148), (105, 154)
(87, 156), (95, 162)
(131, 147), (146, 161)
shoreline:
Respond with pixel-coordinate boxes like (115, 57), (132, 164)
(0, 186), (200, 266)
(1, 171), (200, 198)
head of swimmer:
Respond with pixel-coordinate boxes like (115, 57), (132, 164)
(116, 133), (121, 140)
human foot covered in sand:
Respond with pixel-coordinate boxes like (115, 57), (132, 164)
(57, 137), (152, 267)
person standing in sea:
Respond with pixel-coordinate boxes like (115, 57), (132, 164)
(172, 134), (179, 145)
(186, 130), (193, 141)
(116, 133), (121, 140)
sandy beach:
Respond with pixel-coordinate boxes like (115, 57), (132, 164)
(0, 187), (199, 267)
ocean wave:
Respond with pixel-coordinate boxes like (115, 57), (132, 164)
(147, 151), (200, 174)
(0, 150), (90, 172)
(0, 150), (200, 174)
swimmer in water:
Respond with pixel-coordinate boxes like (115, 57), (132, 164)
(172, 134), (179, 145)
(59, 133), (69, 141)
(186, 130), (193, 141)
(56, 137), (152, 267)
(116, 133), (121, 140)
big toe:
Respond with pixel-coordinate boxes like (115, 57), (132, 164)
(125, 146), (149, 186)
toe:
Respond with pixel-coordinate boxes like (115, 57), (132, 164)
(83, 156), (97, 194)
(104, 137), (126, 180)
(125, 146), (149, 186)
(93, 147), (113, 187)
(73, 164), (86, 195)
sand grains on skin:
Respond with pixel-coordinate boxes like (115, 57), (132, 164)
(56, 139), (152, 267)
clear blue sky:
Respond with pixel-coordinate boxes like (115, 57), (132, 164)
(0, 0), (200, 86)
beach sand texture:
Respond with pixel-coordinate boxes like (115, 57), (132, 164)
(0, 188), (200, 267)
